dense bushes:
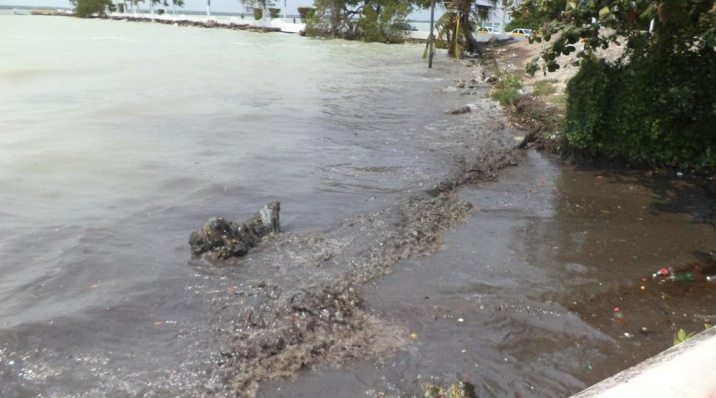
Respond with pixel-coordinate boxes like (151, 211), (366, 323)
(564, 38), (716, 169)
(73, 0), (112, 17)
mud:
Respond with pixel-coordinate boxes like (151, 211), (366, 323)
(204, 44), (716, 397)
(251, 148), (716, 398)
(189, 47), (713, 398)
(201, 48), (716, 397)
(196, 60), (521, 397)
(205, 161), (520, 397)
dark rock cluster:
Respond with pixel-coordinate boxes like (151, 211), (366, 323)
(189, 201), (280, 261)
(103, 15), (282, 33)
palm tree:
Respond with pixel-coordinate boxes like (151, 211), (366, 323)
(436, 0), (494, 57)
(147, 0), (162, 14)
(165, 0), (184, 15)
(128, 0), (142, 14)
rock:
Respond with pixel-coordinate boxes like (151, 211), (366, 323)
(189, 201), (280, 261)
(448, 104), (478, 115)
(419, 381), (478, 398)
(449, 106), (472, 115)
(420, 383), (445, 398)
(447, 381), (478, 398)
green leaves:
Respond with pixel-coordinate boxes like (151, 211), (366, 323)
(73, 0), (113, 17)
(563, 40), (716, 169)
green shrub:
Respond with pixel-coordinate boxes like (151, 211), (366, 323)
(490, 71), (523, 106)
(74, 0), (112, 17)
(297, 7), (315, 21)
(564, 39), (716, 169)
(492, 88), (521, 106)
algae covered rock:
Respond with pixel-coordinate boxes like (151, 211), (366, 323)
(420, 383), (445, 398)
(189, 201), (280, 261)
(420, 381), (477, 398)
(447, 381), (477, 398)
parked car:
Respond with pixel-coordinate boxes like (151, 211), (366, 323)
(477, 27), (494, 34)
(510, 28), (533, 37)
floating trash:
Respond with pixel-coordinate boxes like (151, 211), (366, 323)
(613, 307), (625, 324)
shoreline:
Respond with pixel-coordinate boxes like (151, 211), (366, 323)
(30, 9), (302, 34)
(26, 9), (517, 42)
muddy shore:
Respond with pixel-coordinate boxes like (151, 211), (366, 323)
(488, 40), (716, 391)
(194, 40), (716, 397)
(205, 42), (716, 396)
(201, 58), (519, 397)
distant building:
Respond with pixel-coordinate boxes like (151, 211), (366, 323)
(474, 0), (513, 34)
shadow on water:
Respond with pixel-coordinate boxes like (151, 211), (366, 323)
(258, 150), (716, 398)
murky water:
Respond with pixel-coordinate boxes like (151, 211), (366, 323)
(2, 13), (715, 398)
(258, 152), (716, 398)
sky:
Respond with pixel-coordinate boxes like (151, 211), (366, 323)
(1, 0), (437, 20)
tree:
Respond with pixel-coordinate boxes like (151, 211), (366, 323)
(127, 0), (143, 13)
(357, 0), (413, 43)
(523, 0), (716, 73)
(523, 0), (716, 168)
(506, 0), (565, 31)
(306, 0), (366, 39)
(305, 0), (427, 42)
(166, 0), (185, 15)
(147, 0), (161, 13)
(72, 0), (113, 17)
(435, 0), (493, 57)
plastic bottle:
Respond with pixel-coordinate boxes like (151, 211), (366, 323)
(613, 307), (625, 324)
(706, 275), (716, 283)
(652, 267), (673, 278)
(670, 273), (695, 282)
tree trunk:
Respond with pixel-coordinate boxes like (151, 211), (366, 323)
(460, 13), (483, 55)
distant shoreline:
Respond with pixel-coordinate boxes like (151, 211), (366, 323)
(21, 9), (439, 40)
(1, 5), (432, 23)
(27, 9), (302, 34)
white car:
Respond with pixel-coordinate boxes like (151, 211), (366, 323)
(510, 28), (533, 37)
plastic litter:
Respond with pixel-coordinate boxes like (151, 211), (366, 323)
(613, 307), (625, 324)
(670, 272), (695, 282)
(652, 267), (673, 278)
(706, 275), (716, 283)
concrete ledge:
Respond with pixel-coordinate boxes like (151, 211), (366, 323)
(571, 327), (716, 397)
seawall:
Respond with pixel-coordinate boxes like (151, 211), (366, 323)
(571, 327), (716, 397)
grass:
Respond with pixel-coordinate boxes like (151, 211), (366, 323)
(532, 79), (558, 97)
(487, 70), (565, 149)
(490, 71), (523, 106)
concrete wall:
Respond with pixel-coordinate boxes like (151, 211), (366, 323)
(571, 327), (716, 397)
